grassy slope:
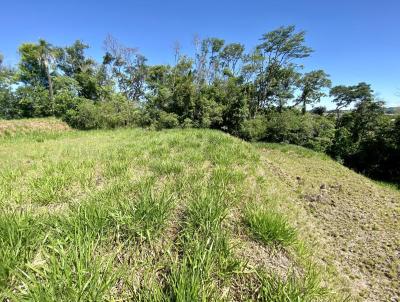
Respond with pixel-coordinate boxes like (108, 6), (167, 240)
(257, 144), (400, 301)
(0, 117), (70, 136)
(0, 119), (398, 301)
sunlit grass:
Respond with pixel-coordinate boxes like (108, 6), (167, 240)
(0, 124), (332, 300)
(244, 204), (297, 246)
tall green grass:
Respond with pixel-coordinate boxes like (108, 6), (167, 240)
(244, 204), (297, 246)
(0, 127), (332, 300)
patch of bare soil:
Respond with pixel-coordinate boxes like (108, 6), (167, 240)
(261, 147), (400, 301)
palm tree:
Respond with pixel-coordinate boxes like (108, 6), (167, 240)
(38, 39), (55, 104)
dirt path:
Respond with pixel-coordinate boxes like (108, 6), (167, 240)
(260, 146), (400, 301)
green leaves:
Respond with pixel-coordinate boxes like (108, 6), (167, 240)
(297, 70), (331, 114)
(257, 25), (313, 63)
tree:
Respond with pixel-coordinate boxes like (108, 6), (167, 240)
(244, 26), (313, 115)
(0, 54), (18, 118)
(219, 76), (249, 134)
(145, 57), (197, 124)
(330, 82), (374, 119)
(19, 43), (48, 87)
(219, 43), (244, 76)
(103, 35), (147, 102)
(296, 70), (331, 114)
(37, 39), (55, 102)
(351, 97), (385, 141)
(18, 40), (57, 112)
(56, 40), (93, 77)
(57, 40), (108, 101)
(193, 37), (225, 85)
(273, 66), (300, 112)
(311, 106), (327, 116)
(257, 25), (313, 64)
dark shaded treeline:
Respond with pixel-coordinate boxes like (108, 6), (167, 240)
(0, 26), (399, 183)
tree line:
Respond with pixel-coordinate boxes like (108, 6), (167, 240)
(0, 26), (399, 183)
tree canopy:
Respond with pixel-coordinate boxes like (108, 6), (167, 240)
(0, 26), (398, 183)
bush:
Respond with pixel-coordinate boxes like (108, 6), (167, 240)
(264, 110), (335, 152)
(336, 115), (400, 182)
(0, 90), (18, 119)
(63, 100), (98, 129)
(155, 111), (180, 130)
(15, 86), (51, 118)
(305, 115), (336, 152)
(53, 91), (83, 117)
(239, 116), (268, 141)
(63, 96), (139, 130)
(182, 118), (194, 128)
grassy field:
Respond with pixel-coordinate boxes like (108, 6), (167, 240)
(0, 119), (399, 301)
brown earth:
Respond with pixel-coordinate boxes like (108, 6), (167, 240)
(259, 144), (400, 301)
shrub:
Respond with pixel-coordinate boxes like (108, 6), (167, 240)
(239, 116), (268, 141)
(53, 91), (83, 117)
(0, 90), (18, 119)
(15, 86), (51, 117)
(304, 115), (336, 152)
(97, 97), (140, 129)
(264, 110), (335, 152)
(63, 96), (139, 130)
(63, 100), (98, 129)
(182, 118), (194, 128)
(155, 111), (180, 130)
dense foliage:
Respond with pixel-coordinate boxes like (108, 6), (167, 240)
(0, 26), (399, 183)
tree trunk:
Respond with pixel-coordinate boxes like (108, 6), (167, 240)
(44, 61), (54, 113)
(302, 100), (306, 114)
(278, 99), (283, 113)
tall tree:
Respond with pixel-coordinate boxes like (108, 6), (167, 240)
(0, 53), (18, 118)
(19, 43), (47, 86)
(57, 40), (107, 100)
(276, 66), (301, 112)
(38, 39), (55, 101)
(56, 40), (94, 77)
(244, 26), (313, 115)
(219, 43), (245, 76)
(330, 82), (374, 119)
(193, 37), (225, 85)
(18, 40), (56, 113)
(296, 70), (331, 114)
(103, 35), (147, 102)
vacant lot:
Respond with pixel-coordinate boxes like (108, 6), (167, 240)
(0, 120), (398, 301)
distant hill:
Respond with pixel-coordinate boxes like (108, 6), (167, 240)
(384, 106), (400, 114)
(325, 106), (400, 115)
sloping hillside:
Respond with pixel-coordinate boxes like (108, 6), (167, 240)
(0, 124), (398, 301)
(0, 118), (70, 136)
(258, 144), (400, 301)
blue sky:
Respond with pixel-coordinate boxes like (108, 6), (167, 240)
(1, 0), (399, 108)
